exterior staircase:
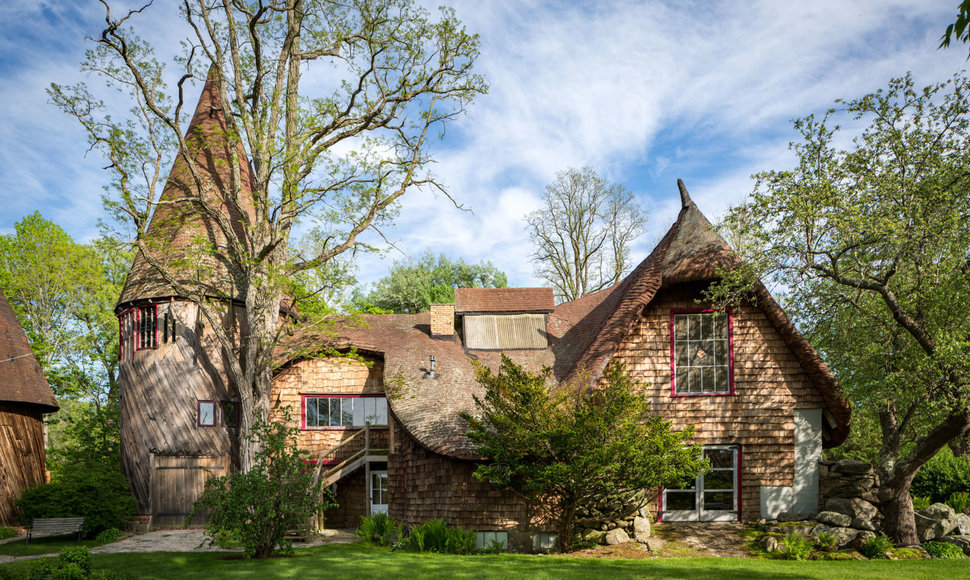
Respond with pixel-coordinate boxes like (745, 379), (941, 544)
(312, 424), (388, 489)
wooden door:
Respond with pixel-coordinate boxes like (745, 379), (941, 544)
(151, 454), (229, 526)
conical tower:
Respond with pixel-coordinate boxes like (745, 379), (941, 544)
(116, 67), (254, 524)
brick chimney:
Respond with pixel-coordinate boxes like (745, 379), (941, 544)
(430, 304), (455, 336)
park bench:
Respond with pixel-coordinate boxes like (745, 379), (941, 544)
(25, 518), (85, 544)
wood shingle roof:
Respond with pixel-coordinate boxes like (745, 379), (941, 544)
(0, 289), (57, 411)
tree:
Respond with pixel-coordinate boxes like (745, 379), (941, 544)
(526, 167), (645, 302)
(462, 356), (706, 552)
(192, 410), (331, 558)
(51, 1), (486, 468)
(941, 0), (970, 54)
(0, 213), (126, 404)
(354, 251), (507, 313)
(713, 73), (970, 546)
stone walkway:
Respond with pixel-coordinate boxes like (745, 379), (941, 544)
(0, 528), (357, 563)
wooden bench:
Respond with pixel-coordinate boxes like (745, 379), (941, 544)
(26, 518), (85, 544)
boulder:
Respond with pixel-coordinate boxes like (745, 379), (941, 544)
(952, 513), (970, 536)
(769, 525), (814, 535)
(817, 511), (853, 527)
(847, 531), (876, 552)
(825, 497), (879, 521)
(776, 511), (804, 522)
(633, 516), (650, 536)
(812, 523), (859, 548)
(638, 505), (651, 519)
(582, 529), (607, 544)
(833, 459), (875, 476)
(916, 503), (957, 542)
(634, 531), (651, 544)
(937, 536), (970, 556)
(850, 517), (878, 532)
(760, 536), (779, 552)
(605, 528), (630, 545)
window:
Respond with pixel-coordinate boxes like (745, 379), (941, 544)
(220, 401), (240, 428)
(661, 446), (740, 522)
(671, 309), (733, 396)
(198, 401), (216, 427)
(532, 532), (556, 551)
(118, 304), (159, 360)
(475, 531), (509, 551)
(198, 400), (238, 428)
(303, 396), (387, 429)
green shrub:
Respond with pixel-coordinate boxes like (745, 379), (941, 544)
(815, 532), (839, 552)
(93, 528), (122, 544)
(0, 526), (17, 540)
(912, 495), (932, 511)
(923, 541), (967, 559)
(946, 491), (970, 513)
(405, 519), (476, 554)
(780, 532), (813, 560)
(356, 512), (403, 547)
(16, 467), (135, 538)
(862, 535), (894, 559)
(192, 410), (334, 559)
(911, 448), (970, 503)
(57, 546), (91, 574)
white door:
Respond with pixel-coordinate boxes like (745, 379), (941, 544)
(370, 470), (388, 514)
(662, 446), (739, 522)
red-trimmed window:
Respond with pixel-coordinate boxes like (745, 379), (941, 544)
(220, 401), (240, 428)
(671, 309), (733, 396)
(302, 395), (387, 429)
(119, 304), (159, 360)
(198, 400), (217, 427)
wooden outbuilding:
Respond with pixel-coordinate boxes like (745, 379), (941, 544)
(0, 289), (58, 525)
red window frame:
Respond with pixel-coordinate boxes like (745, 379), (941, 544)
(118, 304), (159, 361)
(300, 394), (389, 431)
(669, 308), (735, 397)
(197, 400), (217, 427)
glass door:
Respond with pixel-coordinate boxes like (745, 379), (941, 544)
(370, 470), (388, 514)
(662, 446), (739, 522)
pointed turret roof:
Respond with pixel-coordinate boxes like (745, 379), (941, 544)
(0, 289), (58, 412)
(117, 66), (256, 309)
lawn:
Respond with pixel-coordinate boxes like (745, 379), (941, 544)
(1, 542), (966, 579)
(0, 536), (111, 558)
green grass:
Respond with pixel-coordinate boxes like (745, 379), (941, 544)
(1, 542), (965, 579)
(0, 536), (110, 557)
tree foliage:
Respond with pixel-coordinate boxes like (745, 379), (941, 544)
(713, 73), (970, 545)
(941, 0), (970, 54)
(354, 251), (507, 313)
(192, 409), (332, 559)
(50, 0), (486, 468)
(462, 356), (705, 552)
(526, 167), (646, 302)
(0, 213), (127, 403)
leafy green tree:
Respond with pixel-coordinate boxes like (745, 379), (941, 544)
(713, 73), (970, 546)
(526, 167), (646, 302)
(0, 213), (128, 404)
(354, 251), (507, 313)
(50, 0), (486, 470)
(193, 410), (333, 559)
(463, 357), (706, 552)
(941, 1), (970, 54)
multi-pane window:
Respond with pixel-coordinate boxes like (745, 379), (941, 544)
(198, 400), (240, 428)
(119, 309), (135, 361)
(672, 310), (732, 395)
(137, 305), (157, 350)
(304, 396), (387, 428)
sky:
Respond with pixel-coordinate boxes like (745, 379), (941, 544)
(0, 0), (967, 291)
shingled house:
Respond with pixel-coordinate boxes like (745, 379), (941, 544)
(0, 289), (58, 525)
(116, 70), (850, 544)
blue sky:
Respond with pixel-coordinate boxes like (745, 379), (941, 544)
(1, 0), (967, 289)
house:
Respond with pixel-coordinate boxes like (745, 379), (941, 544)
(115, 68), (851, 545)
(0, 289), (58, 525)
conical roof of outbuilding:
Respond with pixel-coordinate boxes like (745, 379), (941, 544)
(0, 289), (58, 412)
(117, 66), (256, 311)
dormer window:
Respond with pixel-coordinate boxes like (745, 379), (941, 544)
(453, 287), (554, 350)
(671, 309), (733, 396)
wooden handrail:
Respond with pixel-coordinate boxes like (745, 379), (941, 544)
(312, 423), (386, 488)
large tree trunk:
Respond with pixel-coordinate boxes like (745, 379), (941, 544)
(877, 474), (919, 546)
